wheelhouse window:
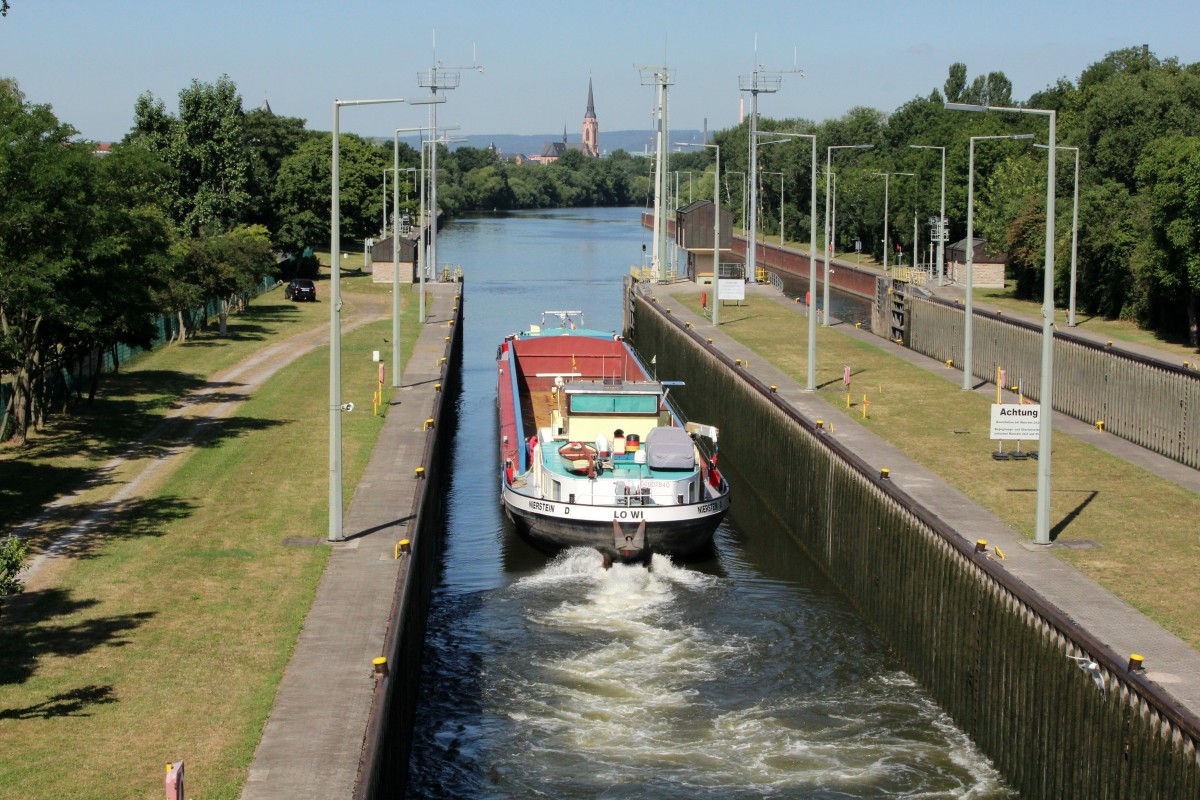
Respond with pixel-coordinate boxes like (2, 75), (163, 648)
(568, 393), (659, 415)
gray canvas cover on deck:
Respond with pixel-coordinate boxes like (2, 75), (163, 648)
(645, 426), (695, 470)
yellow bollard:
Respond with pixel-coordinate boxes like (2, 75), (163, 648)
(974, 539), (988, 554)
(424, 418), (435, 430)
(1128, 654), (1145, 672)
(880, 468), (890, 480)
(1096, 420), (1104, 432)
(434, 382), (442, 392)
(414, 466), (425, 479)
(373, 657), (389, 678)
(846, 391), (851, 409)
(770, 385), (777, 393)
(862, 395), (869, 419)
(395, 539), (411, 558)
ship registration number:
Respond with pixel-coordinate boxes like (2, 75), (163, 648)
(529, 501), (556, 513)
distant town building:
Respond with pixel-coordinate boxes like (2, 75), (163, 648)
(530, 80), (600, 164)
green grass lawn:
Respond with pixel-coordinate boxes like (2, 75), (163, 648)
(0, 282), (420, 799)
(682, 291), (1200, 650)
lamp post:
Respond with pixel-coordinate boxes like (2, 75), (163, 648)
(910, 145), (946, 285)
(329, 97), (406, 542)
(824, 145), (874, 326)
(963, 133), (1035, 392)
(1035, 143), (1081, 326)
(676, 142), (721, 326)
(869, 171), (914, 271)
(948, 101), (1057, 546)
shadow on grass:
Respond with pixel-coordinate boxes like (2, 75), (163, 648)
(0, 684), (117, 720)
(14, 494), (196, 560)
(0, 463), (98, 531)
(0, 587), (156, 687)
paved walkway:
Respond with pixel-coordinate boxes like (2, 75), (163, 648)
(241, 283), (459, 800)
(654, 281), (1200, 721)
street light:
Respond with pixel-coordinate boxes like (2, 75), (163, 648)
(824, 145), (874, 327)
(948, 101), (1057, 546)
(1035, 143), (1081, 326)
(676, 142), (721, 326)
(330, 96), (406, 542)
(910, 144), (947, 285)
(964, 134), (1035, 392)
(869, 171), (914, 271)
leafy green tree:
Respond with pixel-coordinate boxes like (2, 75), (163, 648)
(1, 93), (172, 443)
(128, 76), (254, 236)
(244, 107), (318, 234)
(944, 63), (968, 103)
(273, 133), (386, 251)
(1134, 136), (1200, 346)
(182, 225), (276, 335)
(0, 534), (27, 618)
(1, 92), (97, 443)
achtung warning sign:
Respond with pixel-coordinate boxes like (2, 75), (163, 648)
(990, 403), (1041, 440)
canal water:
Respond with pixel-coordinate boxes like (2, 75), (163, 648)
(406, 207), (1014, 798)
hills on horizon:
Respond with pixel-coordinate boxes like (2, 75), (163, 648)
(396, 129), (706, 157)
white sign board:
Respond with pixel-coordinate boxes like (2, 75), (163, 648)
(717, 277), (745, 301)
(990, 403), (1041, 440)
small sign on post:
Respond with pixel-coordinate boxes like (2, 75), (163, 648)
(990, 403), (1040, 440)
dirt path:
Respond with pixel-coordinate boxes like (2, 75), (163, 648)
(15, 294), (390, 586)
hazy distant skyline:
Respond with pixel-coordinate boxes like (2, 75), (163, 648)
(3, 1), (1199, 143)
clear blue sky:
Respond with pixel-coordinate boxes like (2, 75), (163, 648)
(3, 0), (1199, 143)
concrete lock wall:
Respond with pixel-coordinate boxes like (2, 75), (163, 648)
(627, 288), (1200, 800)
(356, 290), (465, 800)
(907, 295), (1200, 470)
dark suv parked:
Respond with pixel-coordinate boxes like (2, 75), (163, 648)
(285, 278), (317, 302)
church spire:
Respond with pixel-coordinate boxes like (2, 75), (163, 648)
(585, 77), (596, 120)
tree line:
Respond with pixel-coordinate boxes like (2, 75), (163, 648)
(700, 46), (1200, 349)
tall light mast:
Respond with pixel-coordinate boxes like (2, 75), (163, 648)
(638, 65), (674, 283)
(739, 56), (802, 284)
(416, 38), (482, 320)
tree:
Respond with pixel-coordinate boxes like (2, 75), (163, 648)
(1134, 136), (1200, 347)
(244, 107), (317, 234)
(273, 133), (386, 251)
(1, 93), (175, 442)
(944, 63), (968, 103)
(0, 534), (27, 618)
(182, 225), (276, 335)
(0, 92), (95, 444)
(128, 76), (254, 236)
